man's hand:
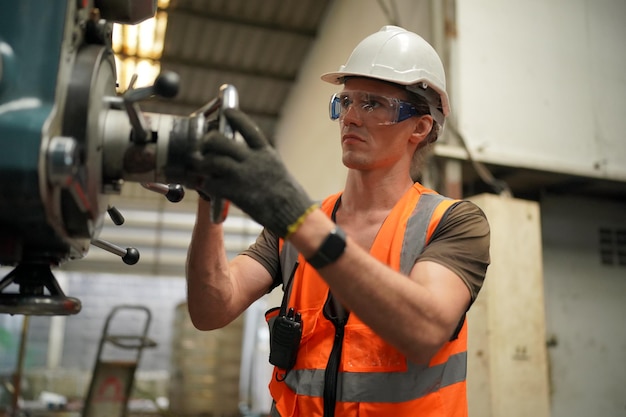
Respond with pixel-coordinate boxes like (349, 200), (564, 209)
(192, 108), (316, 237)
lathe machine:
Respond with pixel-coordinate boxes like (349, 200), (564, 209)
(0, 0), (236, 316)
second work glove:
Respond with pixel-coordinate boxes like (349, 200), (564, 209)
(193, 108), (316, 238)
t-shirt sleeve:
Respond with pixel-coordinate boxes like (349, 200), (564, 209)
(240, 227), (281, 292)
(417, 200), (491, 303)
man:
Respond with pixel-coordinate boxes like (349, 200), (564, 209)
(187, 25), (490, 417)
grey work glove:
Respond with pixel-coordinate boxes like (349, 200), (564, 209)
(193, 108), (315, 238)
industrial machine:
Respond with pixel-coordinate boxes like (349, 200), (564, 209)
(0, 0), (236, 316)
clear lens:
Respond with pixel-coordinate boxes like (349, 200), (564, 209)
(328, 91), (418, 125)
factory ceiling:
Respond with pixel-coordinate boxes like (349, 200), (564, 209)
(139, 0), (334, 143)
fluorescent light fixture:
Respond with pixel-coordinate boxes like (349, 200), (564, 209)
(112, 0), (170, 90)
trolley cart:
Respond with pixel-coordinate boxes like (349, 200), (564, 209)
(82, 305), (157, 417)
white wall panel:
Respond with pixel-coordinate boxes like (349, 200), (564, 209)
(541, 195), (626, 417)
(453, 0), (626, 180)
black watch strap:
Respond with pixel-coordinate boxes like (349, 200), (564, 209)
(306, 226), (347, 269)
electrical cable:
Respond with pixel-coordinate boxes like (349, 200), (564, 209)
(376, 0), (400, 26)
(445, 122), (513, 197)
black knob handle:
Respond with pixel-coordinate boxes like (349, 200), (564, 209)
(165, 184), (185, 203)
(121, 247), (140, 265)
(140, 182), (185, 203)
(107, 205), (125, 225)
(154, 71), (180, 98)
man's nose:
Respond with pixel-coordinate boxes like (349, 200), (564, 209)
(341, 104), (363, 126)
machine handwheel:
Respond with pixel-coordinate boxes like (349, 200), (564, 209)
(0, 294), (81, 316)
(0, 264), (81, 315)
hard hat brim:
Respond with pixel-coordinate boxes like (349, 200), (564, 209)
(321, 71), (415, 86)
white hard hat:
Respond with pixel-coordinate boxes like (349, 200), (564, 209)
(321, 25), (450, 125)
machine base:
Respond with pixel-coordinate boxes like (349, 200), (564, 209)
(0, 263), (82, 315)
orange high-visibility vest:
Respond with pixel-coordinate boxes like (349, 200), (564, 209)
(268, 183), (467, 417)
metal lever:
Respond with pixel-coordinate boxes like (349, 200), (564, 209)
(92, 239), (140, 265)
(211, 84), (239, 223)
(122, 71), (180, 143)
(140, 182), (185, 203)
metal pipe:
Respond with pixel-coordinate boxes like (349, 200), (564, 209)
(11, 315), (30, 416)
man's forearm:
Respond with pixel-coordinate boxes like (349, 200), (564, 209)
(288, 209), (469, 364)
(185, 199), (234, 330)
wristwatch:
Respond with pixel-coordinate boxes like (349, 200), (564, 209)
(306, 226), (347, 269)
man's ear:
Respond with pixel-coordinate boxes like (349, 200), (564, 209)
(410, 115), (434, 144)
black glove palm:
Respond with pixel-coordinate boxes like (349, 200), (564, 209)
(193, 108), (315, 238)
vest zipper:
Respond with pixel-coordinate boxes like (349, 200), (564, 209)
(323, 316), (346, 417)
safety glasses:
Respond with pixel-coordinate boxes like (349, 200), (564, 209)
(329, 91), (419, 125)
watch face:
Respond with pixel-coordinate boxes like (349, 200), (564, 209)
(326, 230), (346, 254)
(307, 226), (346, 269)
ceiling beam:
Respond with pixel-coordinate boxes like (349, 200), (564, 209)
(168, 7), (321, 38)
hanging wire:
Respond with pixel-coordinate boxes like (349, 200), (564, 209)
(445, 123), (513, 197)
(376, 0), (400, 26)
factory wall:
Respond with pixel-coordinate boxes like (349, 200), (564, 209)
(452, 0), (626, 182)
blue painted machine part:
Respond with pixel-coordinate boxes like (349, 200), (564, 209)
(0, 1), (69, 262)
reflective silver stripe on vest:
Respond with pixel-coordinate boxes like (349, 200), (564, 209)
(400, 193), (451, 275)
(283, 351), (467, 403)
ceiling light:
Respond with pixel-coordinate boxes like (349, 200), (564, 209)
(111, 0), (169, 91)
